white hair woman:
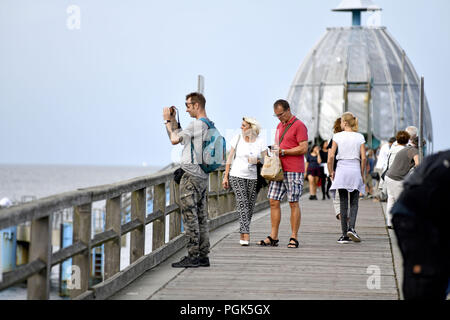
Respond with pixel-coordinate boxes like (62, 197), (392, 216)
(328, 112), (366, 244)
(222, 117), (266, 246)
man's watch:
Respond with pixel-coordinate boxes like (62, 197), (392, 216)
(281, 149), (285, 157)
(164, 120), (171, 124)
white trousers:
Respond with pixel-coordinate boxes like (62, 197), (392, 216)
(385, 176), (404, 227)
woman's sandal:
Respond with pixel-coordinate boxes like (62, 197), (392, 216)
(258, 236), (279, 247)
(287, 238), (299, 248)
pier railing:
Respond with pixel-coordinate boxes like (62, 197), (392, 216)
(0, 166), (269, 300)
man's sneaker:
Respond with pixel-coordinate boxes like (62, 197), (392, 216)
(171, 256), (199, 268)
(337, 235), (351, 244)
(347, 228), (361, 242)
(198, 256), (210, 267)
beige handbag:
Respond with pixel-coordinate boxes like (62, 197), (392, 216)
(261, 118), (298, 182)
(261, 153), (284, 181)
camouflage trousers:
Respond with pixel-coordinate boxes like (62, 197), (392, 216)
(179, 172), (210, 258)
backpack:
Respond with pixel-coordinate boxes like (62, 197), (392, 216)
(190, 118), (226, 174)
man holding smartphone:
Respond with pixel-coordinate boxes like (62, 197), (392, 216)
(258, 99), (308, 248)
(163, 92), (211, 268)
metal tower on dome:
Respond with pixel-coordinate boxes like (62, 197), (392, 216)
(287, 0), (433, 151)
(332, 0), (381, 26)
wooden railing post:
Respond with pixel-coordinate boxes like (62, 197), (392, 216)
(169, 180), (181, 240)
(152, 183), (166, 250)
(70, 203), (92, 299)
(104, 196), (121, 280)
(130, 189), (146, 263)
(27, 215), (52, 300)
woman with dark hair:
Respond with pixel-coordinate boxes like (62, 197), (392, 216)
(328, 117), (344, 220)
(305, 144), (322, 200)
(319, 140), (331, 200)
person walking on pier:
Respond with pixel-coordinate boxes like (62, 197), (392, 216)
(163, 92), (212, 268)
(374, 137), (396, 201)
(327, 117), (344, 220)
(405, 126), (418, 145)
(364, 149), (375, 198)
(328, 112), (366, 244)
(319, 140), (332, 200)
(305, 144), (322, 200)
(385, 134), (420, 229)
(383, 131), (409, 228)
(222, 117), (266, 246)
(258, 99), (308, 249)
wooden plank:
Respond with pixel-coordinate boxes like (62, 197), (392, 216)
(27, 215), (52, 300)
(91, 229), (119, 248)
(164, 203), (179, 216)
(130, 189), (146, 263)
(149, 198), (400, 300)
(0, 191), (91, 230)
(0, 259), (46, 291)
(104, 196), (121, 280)
(121, 218), (143, 235)
(152, 184), (166, 251)
(70, 203), (92, 299)
(51, 241), (88, 266)
(0, 169), (177, 230)
(145, 210), (164, 225)
(88, 234), (188, 300)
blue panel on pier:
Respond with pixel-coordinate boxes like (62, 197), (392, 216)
(1, 227), (17, 273)
(60, 222), (73, 296)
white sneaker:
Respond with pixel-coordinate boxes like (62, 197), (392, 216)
(239, 240), (249, 246)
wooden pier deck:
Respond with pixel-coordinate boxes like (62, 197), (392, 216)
(112, 197), (400, 300)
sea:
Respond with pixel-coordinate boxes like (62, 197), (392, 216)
(0, 164), (164, 300)
(0, 164), (160, 203)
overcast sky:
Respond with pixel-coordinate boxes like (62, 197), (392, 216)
(1, 0), (449, 167)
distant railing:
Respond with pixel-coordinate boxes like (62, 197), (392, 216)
(0, 166), (269, 300)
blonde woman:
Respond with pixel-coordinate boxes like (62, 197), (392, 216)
(328, 112), (366, 244)
(223, 117), (266, 246)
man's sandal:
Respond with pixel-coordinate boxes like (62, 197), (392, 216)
(257, 236), (279, 247)
(287, 238), (299, 248)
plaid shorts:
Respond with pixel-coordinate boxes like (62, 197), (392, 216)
(268, 172), (304, 202)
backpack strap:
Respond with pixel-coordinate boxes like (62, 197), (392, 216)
(199, 117), (214, 129)
(190, 118), (210, 164)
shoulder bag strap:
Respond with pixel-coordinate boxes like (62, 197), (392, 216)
(233, 134), (241, 161)
(279, 118), (298, 145)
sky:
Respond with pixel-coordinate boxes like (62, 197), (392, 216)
(1, 0), (449, 167)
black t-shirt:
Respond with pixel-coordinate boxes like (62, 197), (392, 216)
(319, 149), (328, 163)
(327, 138), (338, 171)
